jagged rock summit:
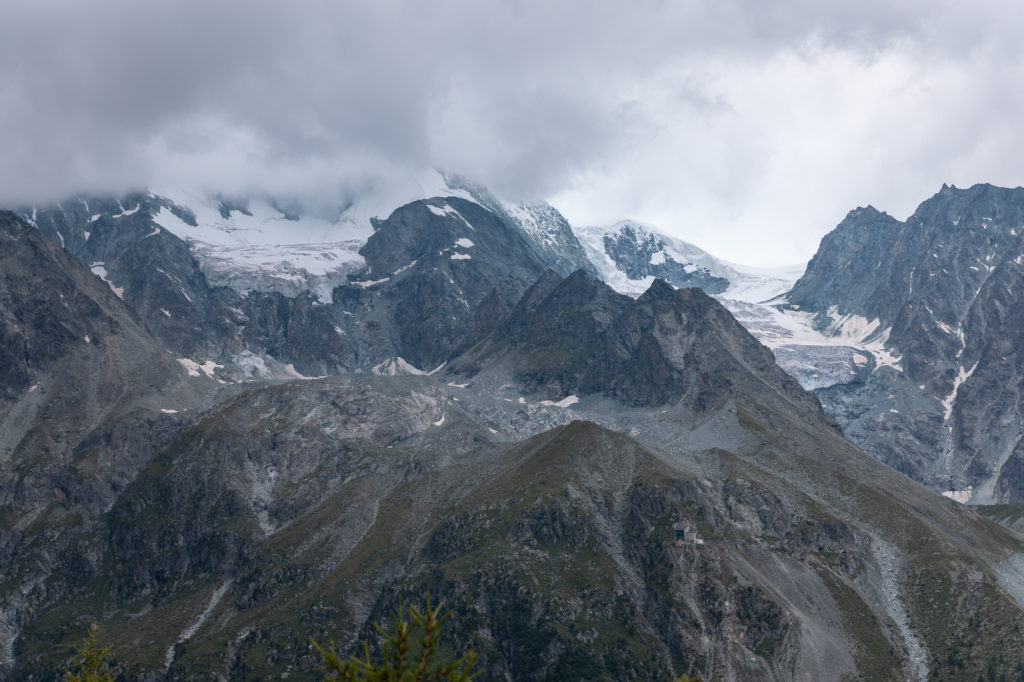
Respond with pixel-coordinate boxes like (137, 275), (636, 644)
(577, 220), (732, 295)
(785, 183), (1024, 502)
(451, 270), (825, 421)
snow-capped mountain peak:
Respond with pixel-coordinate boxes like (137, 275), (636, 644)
(574, 219), (803, 303)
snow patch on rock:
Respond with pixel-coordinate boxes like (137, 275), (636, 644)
(373, 357), (426, 376)
(89, 262), (125, 299)
(283, 364), (324, 380)
(541, 395), (579, 408)
(942, 362), (978, 421)
(112, 203), (140, 218)
(177, 358), (223, 380)
(427, 201), (474, 230)
(941, 487), (973, 504)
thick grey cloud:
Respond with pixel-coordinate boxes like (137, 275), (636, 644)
(3, 1), (1024, 262)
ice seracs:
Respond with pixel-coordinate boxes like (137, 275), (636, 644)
(151, 196), (369, 302)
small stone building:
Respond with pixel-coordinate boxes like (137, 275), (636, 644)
(673, 521), (704, 547)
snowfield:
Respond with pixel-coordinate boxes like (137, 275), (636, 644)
(148, 169), (477, 301)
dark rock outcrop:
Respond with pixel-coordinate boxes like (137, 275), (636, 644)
(453, 270), (826, 420)
(785, 205), (904, 326)
(339, 197), (550, 370)
(0, 210), (203, 514)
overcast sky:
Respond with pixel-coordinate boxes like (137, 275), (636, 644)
(3, 1), (1024, 264)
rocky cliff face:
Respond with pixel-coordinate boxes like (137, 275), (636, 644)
(0, 211), (222, 667)
(25, 194), (216, 356)
(0, 211), (207, 511)
(786, 183), (1024, 502)
(785, 205), (905, 326)
(443, 174), (598, 279)
(21, 194), (358, 371)
(333, 197), (550, 371)
(450, 270), (824, 421)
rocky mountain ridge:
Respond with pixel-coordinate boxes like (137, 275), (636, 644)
(785, 183), (1024, 503)
(450, 270), (825, 422)
(21, 172), (594, 303)
(19, 179), (1024, 506)
(4, 241), (1022, 678)
(18, 191), (560, 379)
(0, 210), (225, 667)
(4, 181), (1024, 680)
